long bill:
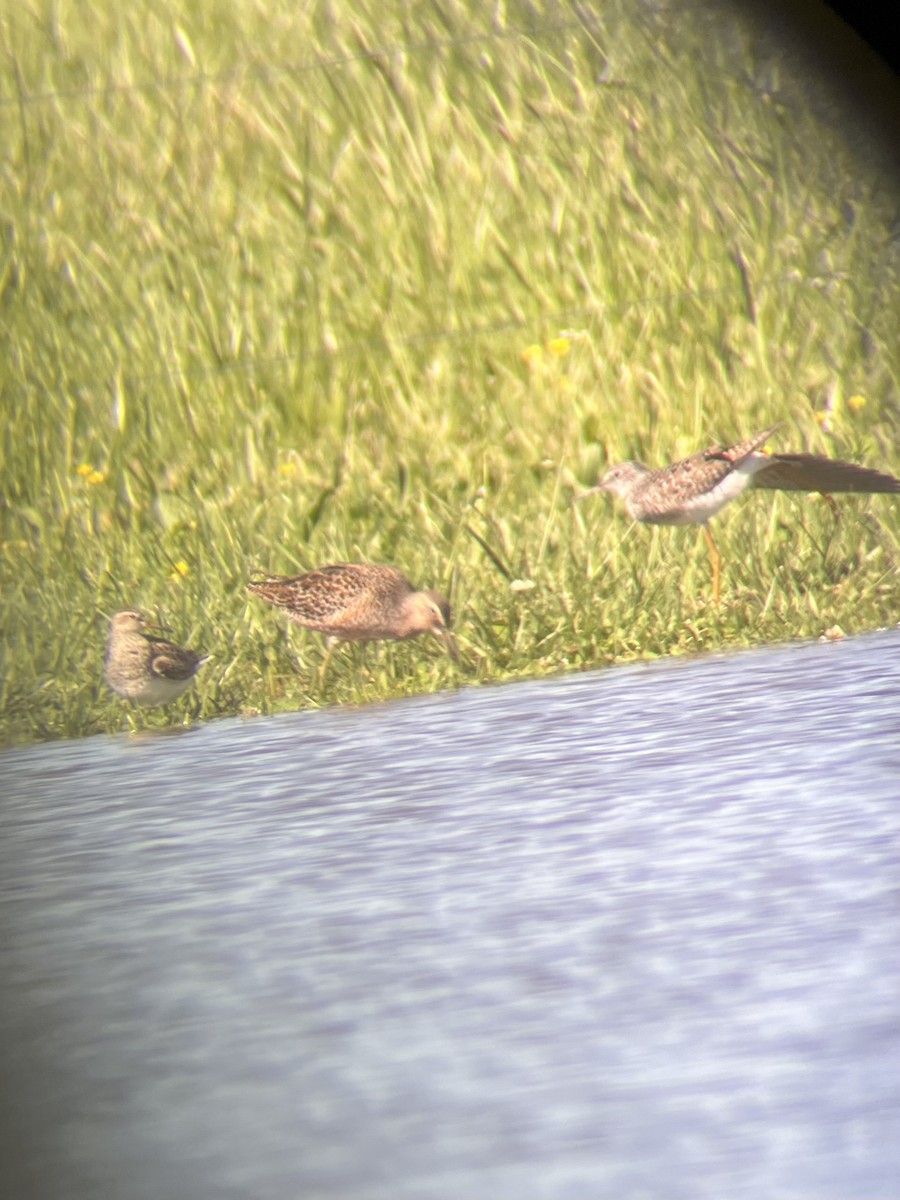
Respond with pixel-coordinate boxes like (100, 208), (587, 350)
(572, 484), (606, 503)
(437, 627), (461, 663)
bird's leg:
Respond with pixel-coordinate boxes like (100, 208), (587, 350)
(821, 492), (840, 521)
(281, 625), (305, 676)
(317, 637), (338, 691)
(819, 492), (841, 565)
(354, 641), (378, 684)
(701, 524), (721, 605)
(799, 493), (840, 571)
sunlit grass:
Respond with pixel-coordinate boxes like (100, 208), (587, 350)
(0, 0), (898, 745)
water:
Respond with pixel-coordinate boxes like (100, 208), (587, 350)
(2, 630), (899, 1200)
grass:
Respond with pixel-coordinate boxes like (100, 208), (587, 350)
(1, 0), (898, 745)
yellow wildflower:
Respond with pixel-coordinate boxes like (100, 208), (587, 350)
(545, 336), (571, 358)
(86, 470), (107, 485)
(76, 463), (94, 476)
(522, 343), (544, 367)
(170, 560), (190, 581)
(847, 394), (866, 413)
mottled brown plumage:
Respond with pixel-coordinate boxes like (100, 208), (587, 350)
(579, 426), (900, 601)
(248, 563), (458, 660)
(105, 609), (209, 707)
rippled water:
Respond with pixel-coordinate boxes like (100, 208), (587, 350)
(2, 630), (899, 1199)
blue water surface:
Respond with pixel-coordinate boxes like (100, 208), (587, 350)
(2, 629), (899, 1199)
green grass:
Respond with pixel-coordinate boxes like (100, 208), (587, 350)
(1, 0), (898, 744)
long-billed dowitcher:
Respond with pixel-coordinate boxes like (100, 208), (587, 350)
(105, 609), (209, 707)
(579, 426), (900, 602)
(248, 563), (459, 673)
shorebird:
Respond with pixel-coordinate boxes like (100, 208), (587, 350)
(105, 609), (209, 708)
(248, 563), (459, 679)
(579, 425), (900, 602)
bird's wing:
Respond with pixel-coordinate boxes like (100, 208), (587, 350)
(751, 454), (900, 494)
(705, 425), (779, 467)
(150, 644), (201, 680)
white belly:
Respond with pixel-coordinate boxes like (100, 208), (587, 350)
(671, 455), (769, 524)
